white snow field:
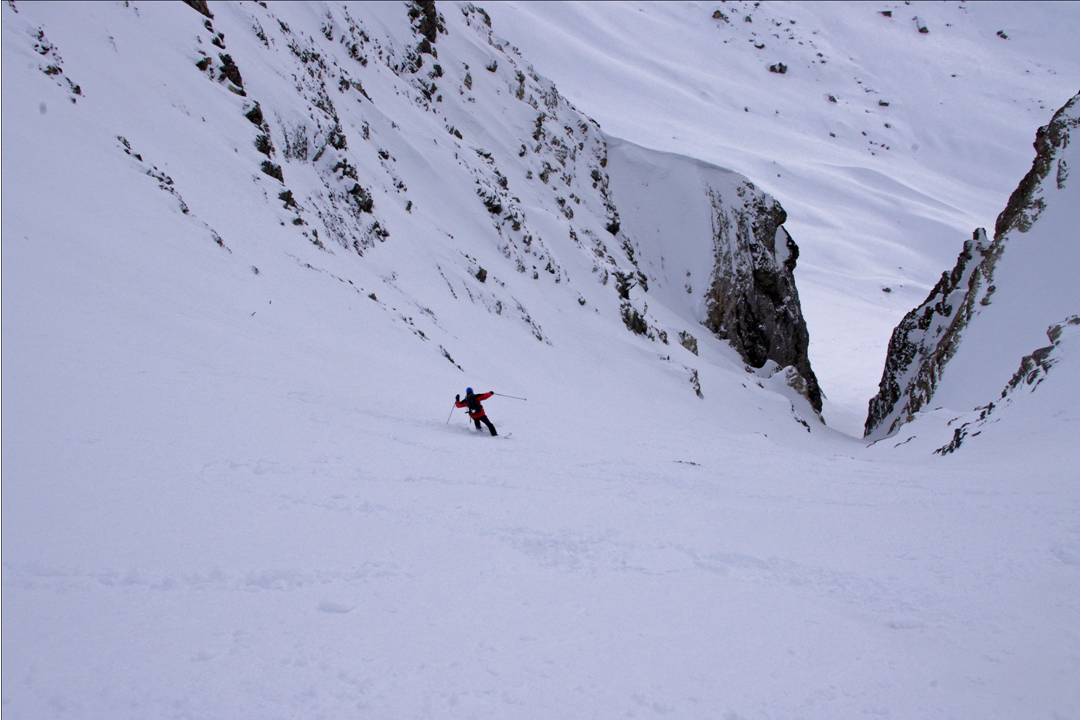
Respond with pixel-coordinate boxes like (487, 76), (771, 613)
(1, 2), (1078, 719)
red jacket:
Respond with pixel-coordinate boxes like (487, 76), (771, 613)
(456, 391), (493, 419)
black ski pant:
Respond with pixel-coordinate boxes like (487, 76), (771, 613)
(473, 415), (498, 436)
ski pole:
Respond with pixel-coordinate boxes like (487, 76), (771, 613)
(445, 402), (456, 424)
(492, 392), (527, 401)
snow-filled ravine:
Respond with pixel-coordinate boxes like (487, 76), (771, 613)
(1, 2), (1078, 719)
(485, 0), (1080, 433)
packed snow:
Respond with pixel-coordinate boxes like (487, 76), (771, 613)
(1, 2), (1077, 719)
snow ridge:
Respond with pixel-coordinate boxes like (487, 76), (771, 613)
(864, 93), (1080, 443)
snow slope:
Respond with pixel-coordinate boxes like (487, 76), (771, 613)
(1, 2), (1078, 719)
(483, 0), (1080, 433)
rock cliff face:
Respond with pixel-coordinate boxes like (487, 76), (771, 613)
(702, 185), (822, 412)
(864, 94), (1079, 440)
(602, 139), (822, 416)
(863, 227), (997, 439)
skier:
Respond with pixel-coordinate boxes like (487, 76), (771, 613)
(455, 387), (498, 436)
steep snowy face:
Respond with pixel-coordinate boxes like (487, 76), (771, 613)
(864, 94), (1080, 444)
(1, 0), (825, 438)
(2, 0), (825, 417)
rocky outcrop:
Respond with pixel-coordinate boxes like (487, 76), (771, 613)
(864, 93), (1079, 439)
(935, 315), (1079, 454)
(703, 184), (822, 412)
(603, 135), (824, 412)
(997, 94), (1079, 238)
(181, 0), (213, 20)
(863, 227), (997, 439)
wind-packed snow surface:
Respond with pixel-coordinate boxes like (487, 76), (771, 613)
(1, 2), (1078, 719)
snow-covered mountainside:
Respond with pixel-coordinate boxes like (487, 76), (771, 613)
(2, 2), (1078, 719)
(483, 0), (1080, 432)
(865, 95), (1079, 449)
(1, 0), (820, 415)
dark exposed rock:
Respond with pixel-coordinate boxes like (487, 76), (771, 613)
(260, 160), (283, 183)
(479, 191), (501, 215)
(997, 94), (1079, 238)
(244, 102), (264, 126)
(408, 1), (444, 44)
(328, 125), (348, 150)
(864, 94), (1079, 439)
(348, 183), (374, 213)
(463, 4), (491, 27)
(688, 368), (703, 398)
(254, 133), (274, 156)
(768, 62), (788, 74)
(218, 53), (243, 88)
(182, 0), (213, 19)
(678, 331), (699, 356)
(278, 190), (297, 209)
(621, 304), (648, 335)
(701, 185), (821, 412)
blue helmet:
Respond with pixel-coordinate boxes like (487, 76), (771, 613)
(465, 387), (474, 395)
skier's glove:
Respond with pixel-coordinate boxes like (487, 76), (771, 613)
(455, 394), (460, 401)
